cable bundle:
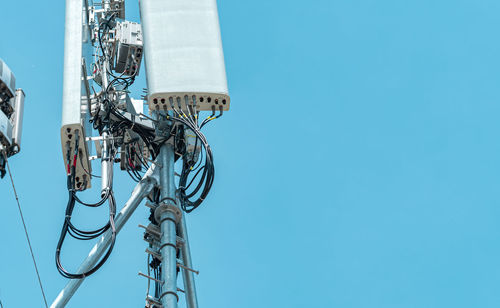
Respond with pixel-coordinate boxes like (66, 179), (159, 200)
(167, 97), (222, 213)
(55, 131), (117, 279)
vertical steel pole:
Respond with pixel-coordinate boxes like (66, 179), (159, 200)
(158, 142), (178, 308)
(99, 11), (112, 196)
(179, 214), (199, 308)
(100, 131), (113, 196)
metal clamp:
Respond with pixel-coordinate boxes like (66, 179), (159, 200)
(146, 295), (163, 308)
(154, 200), (182, 224)
(139, 224), (161, 240)
(159, 291), (179, 302)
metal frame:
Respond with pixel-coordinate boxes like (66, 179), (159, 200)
(52, 0), (230, 305)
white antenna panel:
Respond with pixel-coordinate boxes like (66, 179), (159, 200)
(60, 0), (92, 189)
(139, 0), (230, 112)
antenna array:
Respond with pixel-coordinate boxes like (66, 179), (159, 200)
(52, 0), (230, 307)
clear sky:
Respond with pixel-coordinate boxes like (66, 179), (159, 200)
(1, 0), (500, 307)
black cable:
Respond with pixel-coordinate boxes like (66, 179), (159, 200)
(55, 132), (117, 279)
(79, 152), (101, 178)
(164, 111), (217, 213)
(185, 166), (206, 191)
(72, 189), (110, 207)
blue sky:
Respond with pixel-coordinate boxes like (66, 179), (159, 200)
(2, 0), (500, 307)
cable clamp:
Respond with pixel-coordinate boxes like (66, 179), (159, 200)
(159, 291), (179, 302)
(160, 242), (177, 250)
(144, 201), (157, 210)
(145, 248), (162, 260)
(145, 295), (163, 308)
(176, 236), (185, 247)
(139, 224), (161, 240)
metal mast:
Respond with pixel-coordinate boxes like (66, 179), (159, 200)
(157, 142), (180, 308)
(52, 0), (229, 307)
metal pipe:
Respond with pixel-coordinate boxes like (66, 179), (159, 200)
(98, 1), (113, 196)
(50, 166), (159, 308)
(100, 131), (112, 196)
(179, 214), (199, 308)
(158, 143), (178, 308)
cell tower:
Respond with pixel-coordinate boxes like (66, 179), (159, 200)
(51, 0), (229, 307)
(0, 59), (25, 178)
